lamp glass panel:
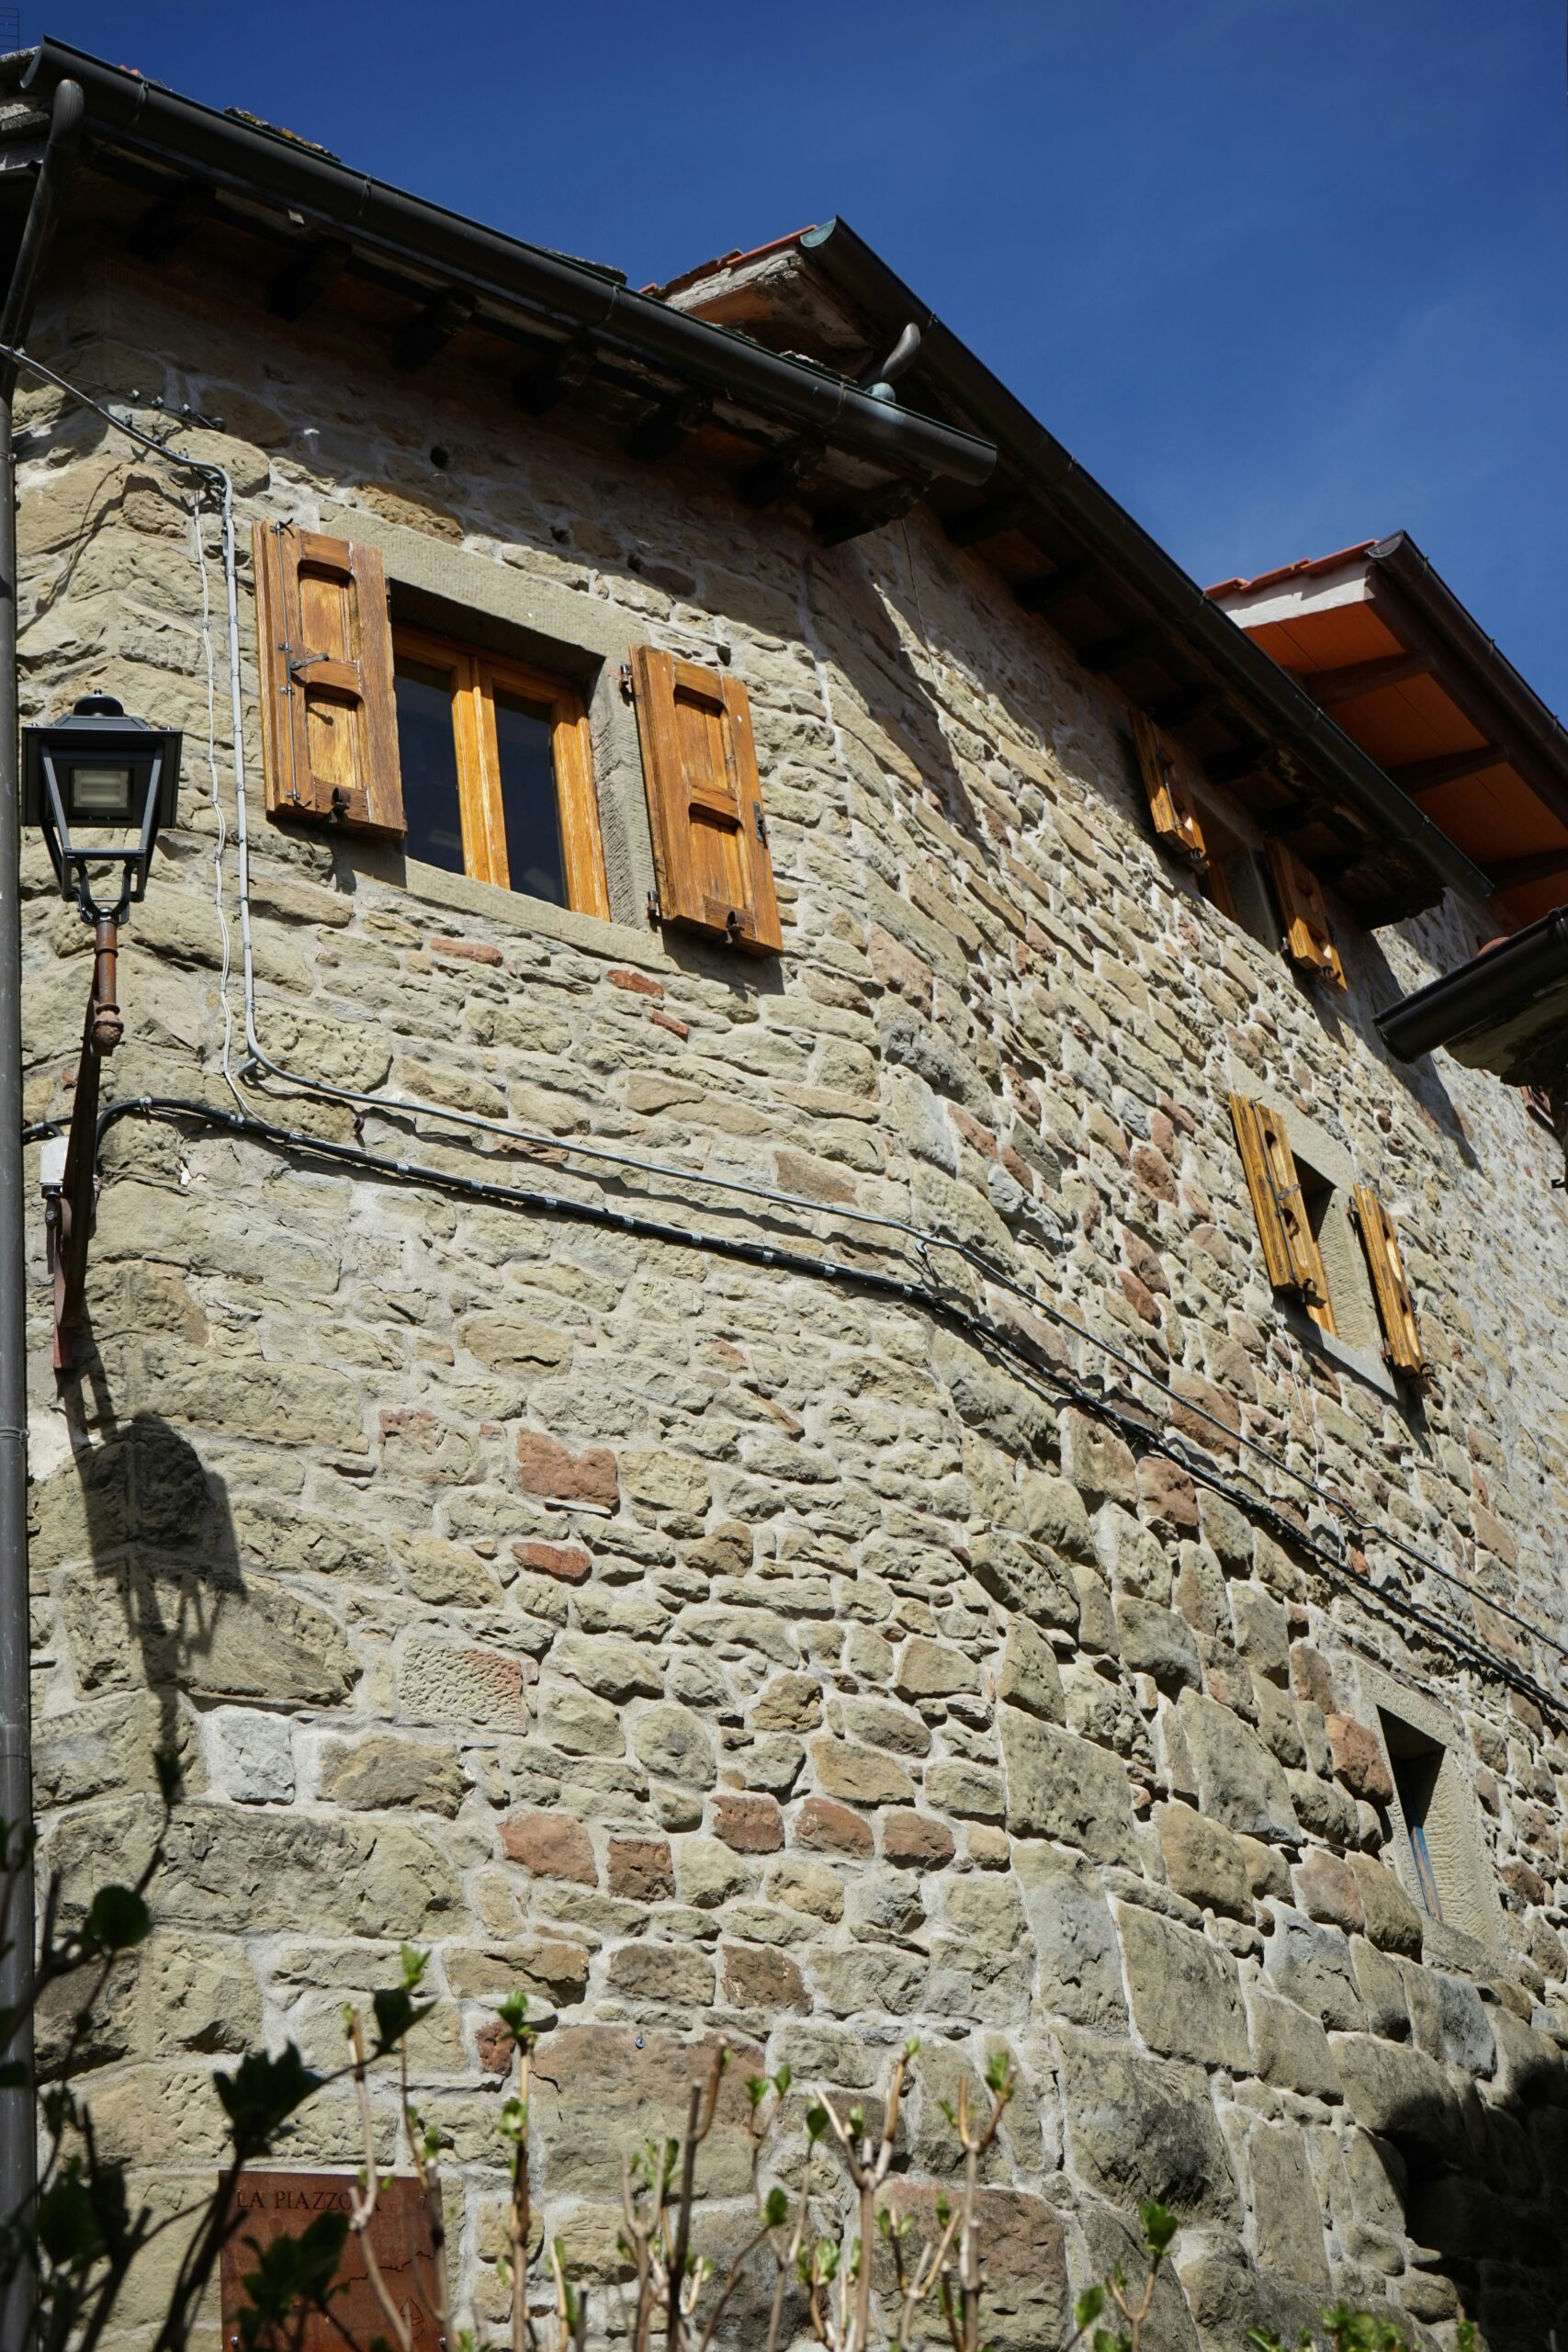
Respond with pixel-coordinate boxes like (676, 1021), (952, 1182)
(67, 764), (135, 817)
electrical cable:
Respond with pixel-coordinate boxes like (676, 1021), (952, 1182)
(6, 340), (1562, 1711)
(64, 1088), (1568, 1728)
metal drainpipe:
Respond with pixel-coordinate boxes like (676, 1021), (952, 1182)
(0, 73), (83, 2343)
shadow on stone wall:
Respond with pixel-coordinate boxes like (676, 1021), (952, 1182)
(47, 1396), (244, 1776)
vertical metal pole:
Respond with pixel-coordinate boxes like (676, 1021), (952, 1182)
(0, 75), (83, 2344)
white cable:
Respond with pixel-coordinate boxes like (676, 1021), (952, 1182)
(189, 497), (241, 1109)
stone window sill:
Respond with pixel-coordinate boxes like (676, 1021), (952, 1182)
(343, 840), (672, 970)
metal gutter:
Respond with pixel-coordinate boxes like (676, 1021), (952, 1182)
(2, 41), (995, 492)
(1376, 907), (1568, 1075)
(0, 72), (84, 2341)
(798, 220), (1492, 912)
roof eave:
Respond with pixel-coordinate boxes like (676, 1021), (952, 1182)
(2, 40), (996, 492)
(798, 219), (1491, 915)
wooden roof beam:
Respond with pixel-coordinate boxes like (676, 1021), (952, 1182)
(1293, 648), (1429, 707)
(394, 288), (475, 372)
(945, 491), (1029, 547)
(1390, 745), (1504, 795)
(1145, 683), (1223, 729)
(1014, 560), (1093, 615)
(1483, 847), (1568, 893)
(127, 175), (212, 261)
(1077, 622), (1166, 673)
(738, 433), (825, 510)
(627, 388), (712, 462)
(813, 473), (931, 547)
(267, 235), (352, 321)
(513, 331), (597, 415)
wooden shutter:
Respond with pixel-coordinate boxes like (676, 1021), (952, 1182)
(1351, 1185), (1425, 1376)
(1228, 1093), (1334, 1326)
(1266, 840), (1346, 989)
(630, 648), (782, 951)
(254, 522), (405, 837)
(1132, 710), (1207, 865)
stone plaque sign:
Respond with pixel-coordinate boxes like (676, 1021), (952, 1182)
(220, 2171), (444, 2351)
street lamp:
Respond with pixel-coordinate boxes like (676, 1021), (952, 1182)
(23, 691), (180, 923)
(22, 692), (181, 1370)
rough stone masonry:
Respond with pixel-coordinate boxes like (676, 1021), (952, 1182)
(10, 164), (1568, 2351)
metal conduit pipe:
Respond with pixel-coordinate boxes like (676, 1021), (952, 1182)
(3, 42), (995, 493)
(0, 73), (84, 2342)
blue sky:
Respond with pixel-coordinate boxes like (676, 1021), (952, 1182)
(33, 0), (1568, 708)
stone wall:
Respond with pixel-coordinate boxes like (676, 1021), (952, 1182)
(15, 208), (1568, 2347)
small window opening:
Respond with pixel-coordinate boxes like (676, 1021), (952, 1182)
(390, 622), (608, 918)
(1381, 1713), (1445, 1919)
(1290, 1144), (1382, 1359)
(1188, 797), (1277, 951)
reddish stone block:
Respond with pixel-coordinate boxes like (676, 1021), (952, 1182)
(713, 1793), (784, 1853)
(477, 2019), (516, 2075)
(609, 1837), (675, 1902)
(514, 1430), (618, 1510)
(502, 1810), (596, 1885)
(792, 1796), (873, 1858)
(428, 933), (503, 965)
(719, 1943), (808, 2011)
(1293, 1847), (1366, 1934)
(1290, 1641), (1335, 1713)
(512, 1539), (592, 1584)
(649, 1009), (690, 1038)
(1325, 1713), (1394, 1806)
(607, 967), (663, 998)
(1503, 1858), (1551, 1907)
(882, 1810), (955, 1869)
(1138, 1453), (1200, 1534)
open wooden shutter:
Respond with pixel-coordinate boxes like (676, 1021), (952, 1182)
(1351, 1185), (1425, 1375)
(630, 648), (782, 951)
(254, 522), (405, 837)
(1132, 710), (1207, 866)
(1229, 1093), (1334, 1326)
(1266, 840), (1346, 989)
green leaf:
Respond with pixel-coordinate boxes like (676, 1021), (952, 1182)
(215, 2044), (321, 2149)
(1075, 2285), (1106, 2329)
(763, 2186), (788, 2230)
(370, 1984), (430, 2052)
(83, 1884), (150, 1955)
(497, 1989), (531, 2039)
(773, 2064), (792, 2096)
(747, 2075), (768, 2109)
(805, 2103), (828, 2143)
(984, 2049), (1011, 2095)
(1138, 2199), (1178, 2257)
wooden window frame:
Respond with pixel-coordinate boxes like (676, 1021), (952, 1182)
(391, 622), (608, 919)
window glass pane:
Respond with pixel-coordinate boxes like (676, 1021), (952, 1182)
(494, 691), (567, 906)
(394, 659), (466, 876)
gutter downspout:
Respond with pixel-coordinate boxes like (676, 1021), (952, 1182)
(0, 73), (83, 2343)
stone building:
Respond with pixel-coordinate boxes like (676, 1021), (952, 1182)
(6, 35), (1568, 2350)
